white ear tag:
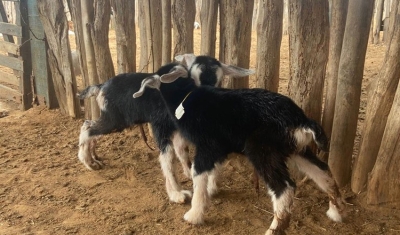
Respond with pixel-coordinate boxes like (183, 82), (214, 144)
(175, 103), (185, 120)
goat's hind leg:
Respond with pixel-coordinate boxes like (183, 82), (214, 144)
(291, 147), (345, 222)
(247, 147), (295, 235)
(172, 132), (192, 179)
(78, 120), (103, 170)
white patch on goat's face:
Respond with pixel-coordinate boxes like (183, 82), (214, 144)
(293, 128), (314, 150)
(96, 90), (107, 111)
(190, 64), (202, 86)
(215, 67), (224, 87)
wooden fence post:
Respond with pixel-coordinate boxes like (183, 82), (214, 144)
(200, 0), (219, 57)
(255, 0), (283, 92)
(353, 0), (400, 194)
(37, 0), (80, 118)
(288, 0), (329, 122)
(172, 0), (195, 56)
(219, 0), (254, 89)
(19, 0), (33, 110)
(328, 0), (375, 187)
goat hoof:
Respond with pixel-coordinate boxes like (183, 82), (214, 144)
(83, 159), (104, 170)
(169, 190), (192, 204)
(265, 229), (286, 235)
(184, 208), (203, 224)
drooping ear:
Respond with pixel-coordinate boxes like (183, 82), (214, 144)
(133, 76), (161, 98)
(160, 65), (188, 83)
(175, 53), (196, 68)
(220, 63), (255, 77)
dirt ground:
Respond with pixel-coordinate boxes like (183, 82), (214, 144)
(1, 30), (399, 235)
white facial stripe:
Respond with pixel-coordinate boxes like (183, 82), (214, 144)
(190, 64), (202, 86)
(215, 67), (223, 87)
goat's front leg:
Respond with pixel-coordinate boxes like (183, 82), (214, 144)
(184, 164), (209, 224)
(207, 163), (220, 197)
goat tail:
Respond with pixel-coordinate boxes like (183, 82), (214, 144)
(77, 84), (102, 99)
(306, 119), (329, 152)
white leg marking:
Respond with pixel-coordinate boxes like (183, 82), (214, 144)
(184, 167), (208, 224)
(326, 201), (342, 222)
(78, 121), (102, 170)
(159, 145), (191, 203)
(291, 155), (333, 193)
(266, 183), (294, 234)
(172, 132), (191, 179)
(207, 163), (220, 196)
(291, 155), (345, 222)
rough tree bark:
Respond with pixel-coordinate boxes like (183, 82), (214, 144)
(220, 0), (254, 89)
(89, 0), (115, 82)
(328, 0), (375, 187)
(38, 0), (80, 118)
(373, 0), (385, 44)
(388, 0), (397, 43)
(321, 0), (348, 148)
(195, 0), (202, 23)
(255, 0), (283, 91)
(353, 0), (400, 194)
(282, 0), (288, 35)
(161, 0), (171, 64)
(138, 0), (148, 72)
(67, 0), (92, 119)
(200, 0), (219, 57)
(111, 0), (136, 74)
(288, 0), (329, 122)
(81, 0), (100, 119)
(144, 0), (162, 72)
(367, 79), (400, 206)
(252, 0), (259, 31)
(383, 0), (391, 42)
(367, 5), (400, 204)
(172, 0), (195, 56)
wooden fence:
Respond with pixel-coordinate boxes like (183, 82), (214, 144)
(0, 0), (56, 111)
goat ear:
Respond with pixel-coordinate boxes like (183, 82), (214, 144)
(175, 53), (196, 68)
(221, 63), (255, 77)
(133, 76), (160, 98)
(160, 65), (188, 83)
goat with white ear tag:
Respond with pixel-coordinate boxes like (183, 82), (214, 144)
(133, 70), (345, 235)
(78, 55), (254, 204)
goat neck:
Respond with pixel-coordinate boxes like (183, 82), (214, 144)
(159, 77), (197, 111)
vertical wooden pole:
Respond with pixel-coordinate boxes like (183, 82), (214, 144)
(200, 0), (219, 57)
(19, 0), (33, 110)
(328, 0), (375, 187)
(219, 0), (254, 89)
(255, 0), (283, 92)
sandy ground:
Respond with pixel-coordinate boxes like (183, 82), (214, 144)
(1, 30), (399, 235)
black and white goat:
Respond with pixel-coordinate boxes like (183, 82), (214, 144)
(77, 54), (253, 203)
(133, 64), (345, 235)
